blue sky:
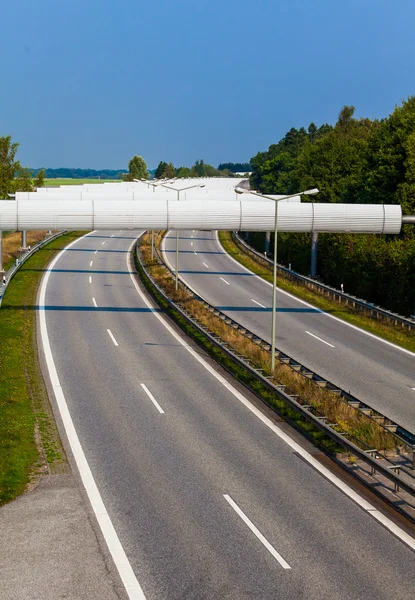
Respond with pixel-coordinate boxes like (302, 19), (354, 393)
(1, 0), (414, 170)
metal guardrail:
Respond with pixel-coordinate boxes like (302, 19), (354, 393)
(232, 231), (415, 329)
(0, 231), (67, 308)
(137, 240), (415, 500)
(157, 235), (415, 450)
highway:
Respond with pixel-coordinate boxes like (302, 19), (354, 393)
(40, 231), (415, 599)
(162, 231), (415, 434)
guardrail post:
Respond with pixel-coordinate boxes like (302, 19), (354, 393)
(311, 231), (318, 278)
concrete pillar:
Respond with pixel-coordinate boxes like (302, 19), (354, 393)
(265, 231), (271, 255)
(311, 231), (319, 278)
(21, 230), (28, 250)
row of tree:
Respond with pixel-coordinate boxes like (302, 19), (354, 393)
(31, 167), (127, 179)
(0, 136), (45, 198)
(153, 159), (249, 179)
(248, 98), (415, 315)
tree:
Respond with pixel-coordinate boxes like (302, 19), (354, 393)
(176, 166), (190, 178)
(0, 136), (21, 198)
(12, 167), (33, 192)
(122, 155), (149, 181)
(154, 161), (168, 179)
(163, 162), (176, 178)
(34, 168), (45, 189)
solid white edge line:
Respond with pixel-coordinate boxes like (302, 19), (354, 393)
(92, 297), (98, 308)
(107, 329), (119, 346)
(129, 237), (415, 553)
(305, 330), (335, 348)
(214, 232), (415, 358)
(140, 383), (165, 414)
(252, 299), (266, 308)
(220, 277), (230, 285)
(223, 495), (291, 569)
(39, 234), (147, 600)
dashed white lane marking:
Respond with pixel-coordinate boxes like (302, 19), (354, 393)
(128, 237), (415, 553)
(102, 241), (106, 246)
(191, 235), (194, 238)
(194, 251), (197, 255)
(220, 277), (230, 285)
(89, 276), (92, 284)
(90, 261), (93, 267)
(92, 297), (98, 308)
(251, 299), (266, 308)
(107, 329), (119, 346)
(191, 242), (193, 246)
(214, 232), (415, 359)
(110, 234), (115, 237)
(140, 383), (165, 414)
(305, 331), (335, 348)
(223, 495), (291, 569)
(412, 388), (415, 391)
(203, 262), (209, 269)
(94, 250), (98, 255)
(40, 235), (147, 599)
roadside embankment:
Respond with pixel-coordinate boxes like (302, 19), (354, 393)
(0, 232), (83, 505)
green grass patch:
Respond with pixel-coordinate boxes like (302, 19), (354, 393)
(0, 232), (83, 505)
(44, 178), (120, 186)
(219, 231), (415, 353)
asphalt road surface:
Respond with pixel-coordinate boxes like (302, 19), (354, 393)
(162, 230), (415, 434)
(41, 231), (415, 599)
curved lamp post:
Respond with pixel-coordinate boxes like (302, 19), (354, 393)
(160, 183), (205, 290)
(235, 186), (319, 370)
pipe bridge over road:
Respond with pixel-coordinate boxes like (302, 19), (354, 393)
(0, 199), (404, 233)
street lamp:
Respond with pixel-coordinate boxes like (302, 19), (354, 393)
(235, 186), (319, 371)
(160, 183), (205, 290)
(134, 179), (166, 259)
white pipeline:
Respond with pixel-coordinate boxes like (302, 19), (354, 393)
(0, 199), (402, 234)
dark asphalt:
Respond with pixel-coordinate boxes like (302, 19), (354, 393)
(43, 230), (415, 599)
(162, 230), (415, 434)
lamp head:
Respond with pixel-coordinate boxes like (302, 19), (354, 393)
(302, 188), (319, 196)
(234, 187), (246, 195)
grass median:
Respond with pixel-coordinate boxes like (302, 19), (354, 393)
(219, 231), (415, 354)
(0, 231), (83, 505)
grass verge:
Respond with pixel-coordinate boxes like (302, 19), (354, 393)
(219, 231), (415, 353)
(2, 231), (53, 272)
(138, 234), (401, 455)
(0, 231), (83, 505)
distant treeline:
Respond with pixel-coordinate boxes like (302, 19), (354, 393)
(153, 159), (251, 179)
(31, 168), (128, 179)
(218, 162), (252, 172)
(248, 98), (415, 316)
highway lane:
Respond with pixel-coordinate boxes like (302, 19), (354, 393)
(162, 231), (415, 434)
(41, 231), (415, 599)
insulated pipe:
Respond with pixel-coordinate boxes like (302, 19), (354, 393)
(402, 215), (415, 223)
(0, 200), (403, 234)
